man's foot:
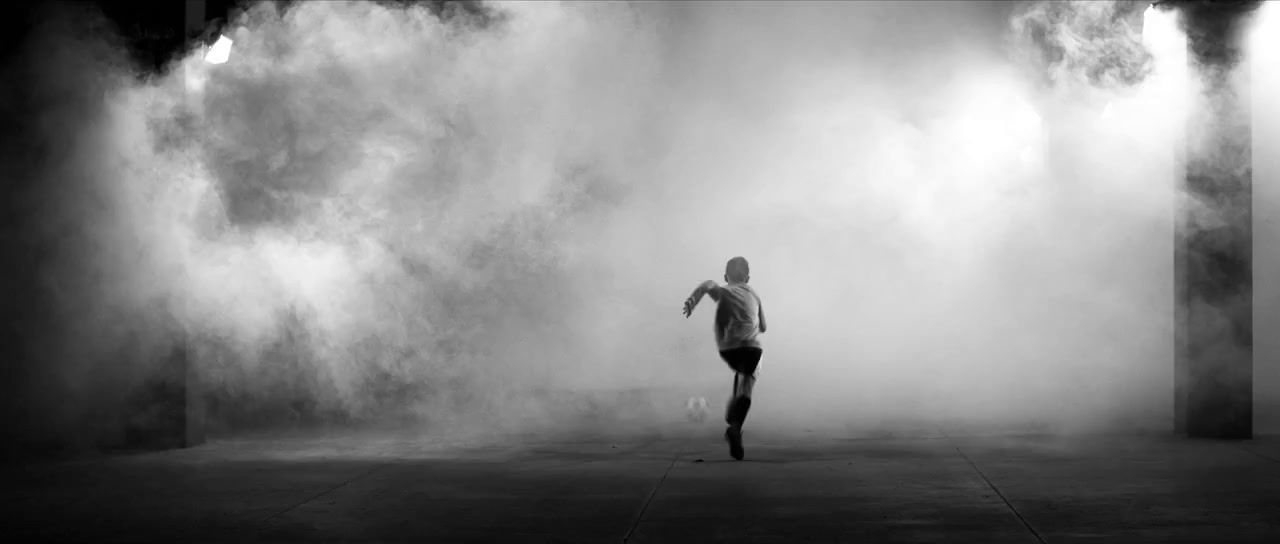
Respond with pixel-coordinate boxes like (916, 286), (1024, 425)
(725, 426), (744, 461)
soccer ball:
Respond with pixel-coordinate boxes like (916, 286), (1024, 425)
(685, 396), (710, 422)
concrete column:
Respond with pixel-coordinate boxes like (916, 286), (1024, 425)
(181, 0), (208, 449)
(186, 0), (207, 39)
(1254, 4), (1280, 435)
(1175, 2), (1256, 439)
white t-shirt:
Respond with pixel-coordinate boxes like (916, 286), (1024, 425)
(710, 282), (764, 351)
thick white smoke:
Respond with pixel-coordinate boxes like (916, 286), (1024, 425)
(5, 0), (1272, 446)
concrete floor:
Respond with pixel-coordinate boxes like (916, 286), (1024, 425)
(4, 425), (1280, 543)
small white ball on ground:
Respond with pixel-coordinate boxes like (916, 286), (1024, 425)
(685, 396), (710, 422)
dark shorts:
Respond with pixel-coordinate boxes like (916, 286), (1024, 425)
(719, 347), (762, 376)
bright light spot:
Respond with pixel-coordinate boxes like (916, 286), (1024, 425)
(205, 35), (233, 65)
(1141, 3), (1187, 125)
(956, 77), (1043, 164)
(1008, 97), (1043, 136)
(1249, 1), (1278, 53)
(1142, 5), (1185, 58)
(183, 60), (206, 93)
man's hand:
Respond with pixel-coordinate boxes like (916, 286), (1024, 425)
(683, 296), (697, 318)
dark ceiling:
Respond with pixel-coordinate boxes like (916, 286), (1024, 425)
(93, 0), (241, 70)
(0, 0), (1260, 81)
(1, 1), (490, 74)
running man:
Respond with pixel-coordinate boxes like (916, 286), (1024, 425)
(682, 256), (767, 461)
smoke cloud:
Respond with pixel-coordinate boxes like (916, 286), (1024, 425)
(1, 0), (1273, 448)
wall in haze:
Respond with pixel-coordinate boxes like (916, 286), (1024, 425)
(1, 0), (1275, 450)
(1250, 1), (1279, 434)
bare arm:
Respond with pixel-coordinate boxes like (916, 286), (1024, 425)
(758, 299), (767, 333)
(682, 280), (721, 318)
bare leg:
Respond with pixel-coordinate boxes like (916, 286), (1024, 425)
(725, 371), (755, 461)
(726, 372), (755, 428)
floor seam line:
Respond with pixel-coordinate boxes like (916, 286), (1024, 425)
(1236, 444), (1280, 464)
(258, 461), (389, 525)
(622, 442), (683, 543)
(945, 434), (1046, 544)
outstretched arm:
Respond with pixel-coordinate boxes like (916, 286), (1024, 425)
(682, 280), (720, 318)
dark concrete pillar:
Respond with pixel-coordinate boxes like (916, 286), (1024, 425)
(185, 0), (207, 38)
(1175, 2), (1258, 439)
(124, 338), (202, 449)
(1254, 5), (1280, 435)
(180, 0), (208, 449)
(120, 0), (211, 450)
